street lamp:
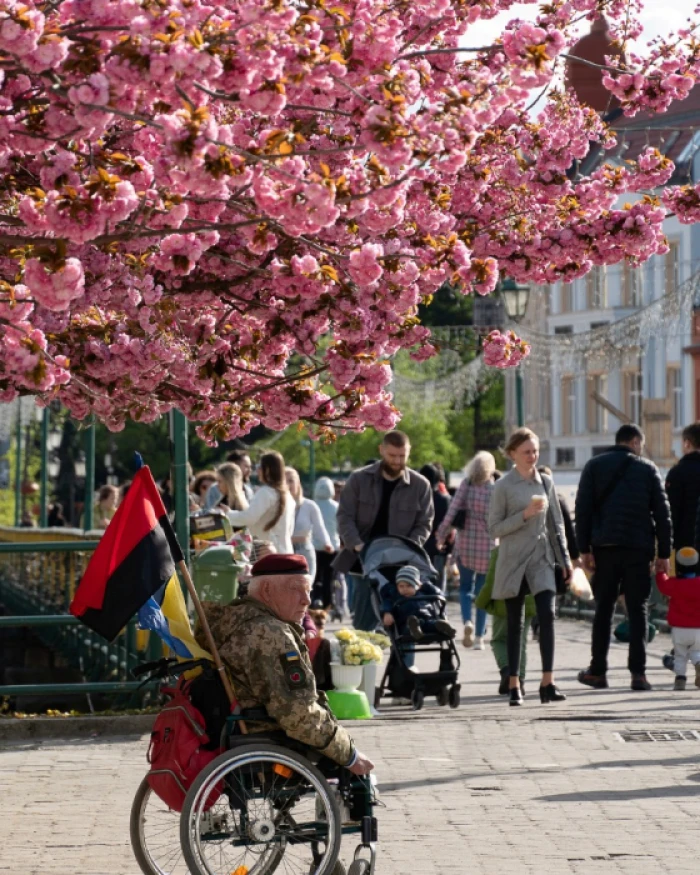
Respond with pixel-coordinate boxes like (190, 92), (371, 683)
(498, 279), (531, 428)
(500, 278), (531, 323)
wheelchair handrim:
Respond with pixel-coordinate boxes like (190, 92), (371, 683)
(185, 748), (340, 875)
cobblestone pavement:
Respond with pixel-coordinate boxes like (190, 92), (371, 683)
(2, 618), (700, 875)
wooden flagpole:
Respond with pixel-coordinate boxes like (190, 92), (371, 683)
(177, 559), (247, 734)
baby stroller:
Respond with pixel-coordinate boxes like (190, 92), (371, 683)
(361, 536), (461, 711)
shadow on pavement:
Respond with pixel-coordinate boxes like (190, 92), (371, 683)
(538, 784), (700, 802)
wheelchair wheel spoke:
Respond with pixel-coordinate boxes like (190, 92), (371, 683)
(182, 745), (341, 875)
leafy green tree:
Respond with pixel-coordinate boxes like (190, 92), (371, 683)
(256, 406), (467, 483)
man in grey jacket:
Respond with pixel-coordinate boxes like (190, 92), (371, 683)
(575, 423), (672, 692)
(335, 431), (434, 631)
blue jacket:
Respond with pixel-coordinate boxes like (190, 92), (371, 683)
(381, 580), (444, 615)
(575, 445), (672, 559)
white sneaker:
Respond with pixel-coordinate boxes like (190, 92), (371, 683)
(695, 663), (700, 689)
(473, 636), (485, 650)
(462, 622), (474, 648)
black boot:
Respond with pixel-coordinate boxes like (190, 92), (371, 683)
(498, 666), (509, 695)
(539, 683), (566, 703)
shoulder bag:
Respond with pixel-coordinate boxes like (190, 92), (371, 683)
(541, 473), (569, 595)
(451, 483), (469, 530)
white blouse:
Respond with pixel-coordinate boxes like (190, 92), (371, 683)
(226, 486), (295, 554)
(293, 498), (331, 548)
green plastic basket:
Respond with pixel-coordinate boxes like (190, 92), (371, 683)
(326, 689), (372, 720)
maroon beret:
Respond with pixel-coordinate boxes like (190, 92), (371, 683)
(251, 553), (309, 577)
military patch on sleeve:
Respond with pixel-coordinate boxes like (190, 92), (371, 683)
(280, 651), (307, 689)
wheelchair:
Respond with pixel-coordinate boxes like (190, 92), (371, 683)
(178, 718), (379, 875)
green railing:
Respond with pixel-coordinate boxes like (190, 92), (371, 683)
(0, 527), (159, 705)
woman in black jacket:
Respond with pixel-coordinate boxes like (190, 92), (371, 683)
(419, 463), (451, 592)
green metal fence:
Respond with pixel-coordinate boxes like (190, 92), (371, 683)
(0, 528), (158, 704)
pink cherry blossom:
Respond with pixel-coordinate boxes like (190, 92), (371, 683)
(0, 0), (698, 441)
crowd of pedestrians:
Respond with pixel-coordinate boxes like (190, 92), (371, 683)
(59, 417), (700, 703)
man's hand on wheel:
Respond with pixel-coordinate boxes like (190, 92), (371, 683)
(349, 750), (375, 775)
(382, 612), (394, 627)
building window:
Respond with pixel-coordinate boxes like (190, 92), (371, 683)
(554, 325), (573, 335)
(556, 448), (575, 467)
(560, 284), (573, 314)
(586, 375), (608, 434)
(622, 264), (643, 307)
(561, 376), (576, 435)
(665, 241), (680, 294)
(592, 446), (610, 456)
(591, 321), (609, 330)
(586, 267), (607, 309)
(624, 370), (643, 424)
(668, 367), (683, 429)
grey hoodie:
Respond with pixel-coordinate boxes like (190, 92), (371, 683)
(313, 477), (340, 549)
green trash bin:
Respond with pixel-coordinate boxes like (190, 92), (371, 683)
(192, 545), (244, 604)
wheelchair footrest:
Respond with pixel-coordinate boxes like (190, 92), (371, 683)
(361, 816), (378, 843)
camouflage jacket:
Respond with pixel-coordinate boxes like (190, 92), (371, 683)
(198, 597), (354, 765)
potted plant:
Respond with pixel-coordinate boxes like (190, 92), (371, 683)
(331, 630), (387, 695)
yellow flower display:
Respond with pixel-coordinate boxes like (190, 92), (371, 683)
(334, 630), (384, 665)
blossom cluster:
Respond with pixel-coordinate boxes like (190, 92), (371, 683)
(1, 0), (699, 436)
(483, 331), (531, 369)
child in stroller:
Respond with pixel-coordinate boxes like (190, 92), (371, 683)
(382, 566), (456, 641)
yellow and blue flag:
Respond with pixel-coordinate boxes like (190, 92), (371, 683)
(138, 573), (211, 661)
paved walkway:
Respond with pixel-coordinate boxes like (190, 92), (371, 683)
(2, 618), (700, 874)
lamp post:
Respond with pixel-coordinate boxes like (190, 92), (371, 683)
(499, 279), (531, 428)
(300, 439), (316, 495)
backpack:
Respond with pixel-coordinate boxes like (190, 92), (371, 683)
(146, 672), (228, 812)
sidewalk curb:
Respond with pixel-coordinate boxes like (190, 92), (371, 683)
(0, 713), (154, 742)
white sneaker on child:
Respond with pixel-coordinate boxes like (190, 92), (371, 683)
(473, 636), (485, 651)
(462, 621), (474, 648)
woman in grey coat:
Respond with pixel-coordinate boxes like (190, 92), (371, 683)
(488, 428), (572, 706)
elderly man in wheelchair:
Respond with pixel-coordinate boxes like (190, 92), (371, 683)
(182, 553), (378, 875)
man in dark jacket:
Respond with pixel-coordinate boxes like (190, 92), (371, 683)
(419, 463), (452, 591)
(666, 422), (700, 551)
(335, 430), (434, 631)
(575, 423), (672, 691)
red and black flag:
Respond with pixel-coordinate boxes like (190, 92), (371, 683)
(70, 466), (183, 641)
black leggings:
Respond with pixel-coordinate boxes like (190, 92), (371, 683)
(505, 580), (556, 677)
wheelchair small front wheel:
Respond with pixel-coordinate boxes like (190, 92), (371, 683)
(180, 742), (342, 875)
(448, 684), (461, 709)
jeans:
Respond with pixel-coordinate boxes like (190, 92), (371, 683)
(431, 553), (447, 593)
(458, 563), (487, 637)
(505, 582), (556, 677)
(591, 547), (652, 676)
(349, 574), (377, 632)
(346, 574), (355, 615)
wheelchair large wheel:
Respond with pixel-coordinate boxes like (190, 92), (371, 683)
(130, 776), (191, 875)
(180, 742), (343, 875)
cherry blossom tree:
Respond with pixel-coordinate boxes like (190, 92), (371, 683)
(1, 0), (699, 440)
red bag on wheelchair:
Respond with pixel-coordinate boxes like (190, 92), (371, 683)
(146, 671), (229, 812)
